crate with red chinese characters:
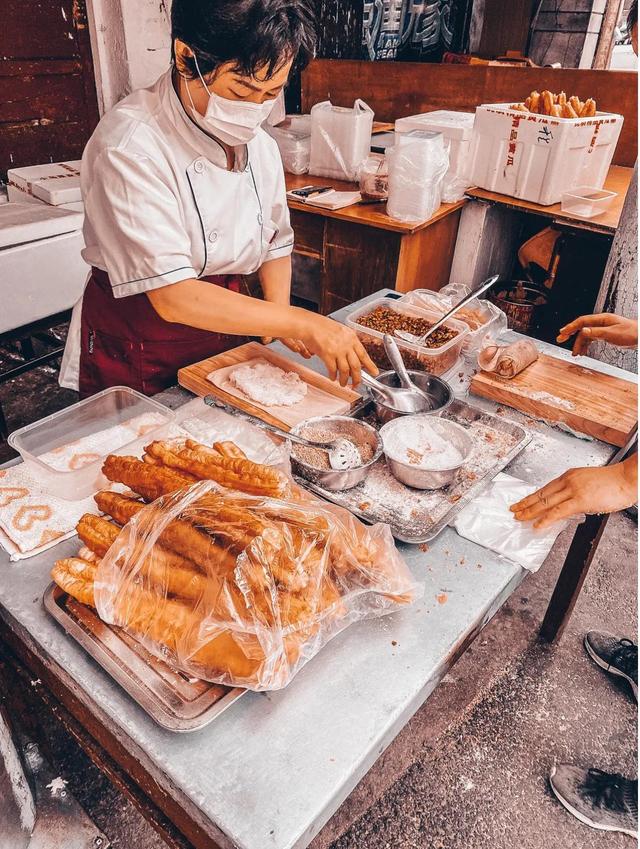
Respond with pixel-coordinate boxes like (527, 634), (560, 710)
(467, 103), (623, 206)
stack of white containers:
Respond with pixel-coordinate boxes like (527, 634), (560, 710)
(395, 110), (475, 203)
(309, 99), (374, 181)
(7, 161), (84, 212)
(387, 131), (449, 223)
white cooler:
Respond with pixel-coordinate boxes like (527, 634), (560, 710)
(395, 110), (475, 202)
(467, 103), (624, 206)
(0, 203), (88, 334)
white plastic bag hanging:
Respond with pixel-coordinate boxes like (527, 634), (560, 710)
(309, 99), (375, 181)
(387, 131), (449, 223)
(452, 473), (572, 572)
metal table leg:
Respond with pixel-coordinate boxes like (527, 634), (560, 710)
(540, 427), (638, 643)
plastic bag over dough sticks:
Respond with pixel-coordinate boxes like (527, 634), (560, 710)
(94, 481), (421, 691)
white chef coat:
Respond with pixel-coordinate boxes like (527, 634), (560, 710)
(60, 68), (294, 390)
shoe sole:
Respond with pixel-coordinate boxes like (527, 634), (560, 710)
(549, 766), (638, 838)
(584, 636), (638, 702)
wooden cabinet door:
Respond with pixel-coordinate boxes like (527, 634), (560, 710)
(0, 0), (100, 177)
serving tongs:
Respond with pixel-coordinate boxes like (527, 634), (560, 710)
(395, 274), (500, 347)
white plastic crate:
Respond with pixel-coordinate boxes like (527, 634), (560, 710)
(467, 103), (623, 206)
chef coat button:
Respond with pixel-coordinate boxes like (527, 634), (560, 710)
(194, 160), (205, 173)
(257, 213), (264, 225)
(208, 231), (219, 243)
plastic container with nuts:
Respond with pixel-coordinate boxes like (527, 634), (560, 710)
(345, 298), (468, 376)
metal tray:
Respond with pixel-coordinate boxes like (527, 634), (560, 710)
(294, 399), (530, 545)
(44, 584), (245, 732)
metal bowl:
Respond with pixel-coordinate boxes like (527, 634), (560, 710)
(290, 415), (383, 491)
(370, 370), (454, 425)
(379, 416), (473, 490)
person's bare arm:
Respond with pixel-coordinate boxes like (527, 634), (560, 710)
(557, 314), (638, 356)
(257, 257), (311, 358)
(147, 277), (376, 385)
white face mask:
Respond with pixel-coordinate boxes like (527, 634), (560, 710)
(183, 54), (277, 146)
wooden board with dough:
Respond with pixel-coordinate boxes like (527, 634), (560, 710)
(178, 342), (361, 431)
(470, 353), (638, 447)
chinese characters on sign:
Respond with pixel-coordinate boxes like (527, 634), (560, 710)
(362, 0), (470, 61)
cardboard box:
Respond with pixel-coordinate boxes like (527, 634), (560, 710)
(467, 104), (623, 206)
(7, 161), (83, 211)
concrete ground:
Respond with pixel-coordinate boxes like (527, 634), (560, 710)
(1, 333), (637, 849)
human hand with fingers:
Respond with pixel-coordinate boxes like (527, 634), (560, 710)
(510, 457), (638, 530)
(298, 313), (378, 387)
(557, 313), (638, 357)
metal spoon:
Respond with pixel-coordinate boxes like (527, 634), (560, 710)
(360, 371), (432, 413)
(383, 334), (435, 409)
(395, 274), (500, 346)
(204, 396), (362, 470)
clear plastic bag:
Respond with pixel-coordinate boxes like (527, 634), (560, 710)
(452, 473), (572, 572)
(358, 153), (389, 201)
(400, 282), (508, 358)
(309, 99), (374, 181)
(94, 481), (420, 691)
(387, 131), (449, 223)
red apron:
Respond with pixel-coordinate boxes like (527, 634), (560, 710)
(78, 267), (248, 398)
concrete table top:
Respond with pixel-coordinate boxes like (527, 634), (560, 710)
(0, 291), (631, 849)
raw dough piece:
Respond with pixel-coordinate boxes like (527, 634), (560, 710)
(477, 340), (539, 379)
(229, 360), (308, 407)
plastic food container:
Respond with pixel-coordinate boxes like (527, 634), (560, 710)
(266, 124), (311, 175)
(346, 298), (468, 376)
(399, 286), (507, 358)
(359, 153), (389, 201)
(560, 186), (617, 218)
(8, 387), (175, 501)
(468, 103), (624, 206)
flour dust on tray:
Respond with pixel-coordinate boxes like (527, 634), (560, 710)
(230, 360), (308, 407)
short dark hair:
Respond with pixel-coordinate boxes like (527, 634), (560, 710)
(172, 0), (316, 80)
(628, 0), (638, 29)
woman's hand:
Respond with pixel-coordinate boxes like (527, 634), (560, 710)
(297, 313), (378, 386)
(510, 457), (638, 530)
(261, 337), (312, 358)
(557, 313), (638, 356)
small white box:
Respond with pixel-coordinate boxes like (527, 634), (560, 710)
(467, 104), (623, 206)
(7, 160), (82, 209)
(395, 110), (475, 202)
(0, 203), (88, 334)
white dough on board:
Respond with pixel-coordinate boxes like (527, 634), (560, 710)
(229, 360), (308, 407)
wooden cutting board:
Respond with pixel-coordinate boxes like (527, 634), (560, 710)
(470, 353), (637, 447)
(178, 342), (360, 431)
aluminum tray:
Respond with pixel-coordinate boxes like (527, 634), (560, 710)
(44, 584), (245, 732)
(294, 399), (530, 544)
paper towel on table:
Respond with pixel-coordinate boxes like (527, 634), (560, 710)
(452, 473), (570, 572)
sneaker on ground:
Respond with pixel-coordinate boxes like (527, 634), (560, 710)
(584, 631), (638, 701)
(550, 764), (638, 838)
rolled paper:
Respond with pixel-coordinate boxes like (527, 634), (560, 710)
(477, 339), (539, 379)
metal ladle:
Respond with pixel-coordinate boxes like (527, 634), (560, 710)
(360, 371), (433, 413)
(204, 396), (362, 470)
(382, 334), (436, 409)
(394, 274), (500, 347)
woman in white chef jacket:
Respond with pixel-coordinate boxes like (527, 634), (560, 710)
(60, 0), (376, 398)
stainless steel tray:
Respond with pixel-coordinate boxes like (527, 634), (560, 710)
(294, 399), (531, 545)
(44, 584), (245, 732)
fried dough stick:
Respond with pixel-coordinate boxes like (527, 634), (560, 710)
(52, 558), (97, 607)
(145, 440), (289, 498)
(102, 456), (196, 501)
(77, 514), (213, 605)
(94, 491), (238, 575)
(212, 441), (247, 460)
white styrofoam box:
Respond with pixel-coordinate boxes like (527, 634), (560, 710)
(395, 111), (475, 202)
(0, 230), (88, 333)
(7, 160), (82, 206)
(32, 174), (81, 207)
(0, 202), (83, 248)
(468, 104), (624, 206)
